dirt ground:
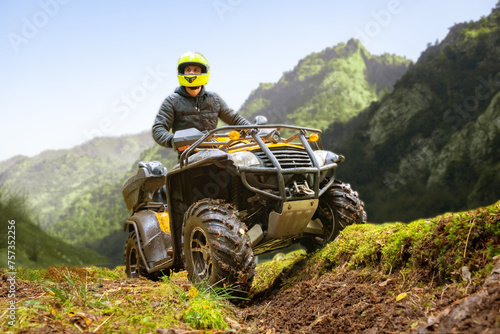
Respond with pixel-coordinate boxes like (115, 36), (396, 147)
(239, 205), (500, 334)
(240, 259), (500, 334)
(1, 260), (499, 333)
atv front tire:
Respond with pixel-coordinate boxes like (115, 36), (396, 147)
(302, 179), (366, 252)
(182, 199), (255, 294)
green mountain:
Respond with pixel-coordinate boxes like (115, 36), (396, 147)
(47, 144), (179, 267)
(323, 5), (500, 223)
(0, 131), (155, 229)
(239, 39), (411, 130)
(0, 188), (107, 267)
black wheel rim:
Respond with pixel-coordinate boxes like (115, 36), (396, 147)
(129, 246), (139, 277)
(190, 227), (213, 280)
(316, 200), (336, 243)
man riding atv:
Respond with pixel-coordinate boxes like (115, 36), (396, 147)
(152, 51), (250, 152)
(122, 52), (367, 296)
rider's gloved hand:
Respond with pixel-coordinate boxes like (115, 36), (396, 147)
(170, 138), (189, 152)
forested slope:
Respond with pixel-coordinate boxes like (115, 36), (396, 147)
(323, 6), (500, 223)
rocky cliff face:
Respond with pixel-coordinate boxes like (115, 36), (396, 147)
(367, 83), (433, 146)
(324, 6), (500, 222)
(427, 92), (500, 185)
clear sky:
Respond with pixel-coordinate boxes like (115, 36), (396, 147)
(1, 0), (498, 162)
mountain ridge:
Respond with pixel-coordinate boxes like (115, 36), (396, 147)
(323, 5), (500, 222)
(240, 39), (411, 130)
(238, 38), (411, 130)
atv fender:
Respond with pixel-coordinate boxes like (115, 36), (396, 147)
(124, 210), (171, 270)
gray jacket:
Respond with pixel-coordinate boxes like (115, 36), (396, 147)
(152, 86), (250, 148)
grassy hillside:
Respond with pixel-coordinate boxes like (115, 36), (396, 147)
(1, 200), (498, 333)
(0, 132), (154, 229)
(239, 39), (411, 130)
(0, 188), (107, 268)
(47, 144), (179, 267)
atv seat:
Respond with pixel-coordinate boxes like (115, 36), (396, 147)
(122, 161), (167, 213)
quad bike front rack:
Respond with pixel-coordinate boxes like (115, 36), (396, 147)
(178, 125), (337, 202)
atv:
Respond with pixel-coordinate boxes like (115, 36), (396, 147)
(122, 118), (366, 294)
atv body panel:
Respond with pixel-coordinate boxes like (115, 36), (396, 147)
(124, 210), (173, 272)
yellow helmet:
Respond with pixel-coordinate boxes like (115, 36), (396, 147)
(177, 51), (210, 87)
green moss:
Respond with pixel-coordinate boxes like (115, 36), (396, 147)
(313, 200), (499, 280)
(251, 250), (305, 296)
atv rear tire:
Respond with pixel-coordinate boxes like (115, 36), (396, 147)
(182, 199), (255, 294)
(302, 179), (366, 252)
(124, 230), (161, 281)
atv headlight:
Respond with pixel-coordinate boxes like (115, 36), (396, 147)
(229, 151), (260, 167)
(313, 150), (343, 166)
(313, 150), (329, 166)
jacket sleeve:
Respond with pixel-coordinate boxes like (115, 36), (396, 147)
(216, 94), (251, 126)
(152, 96), (175, 148)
